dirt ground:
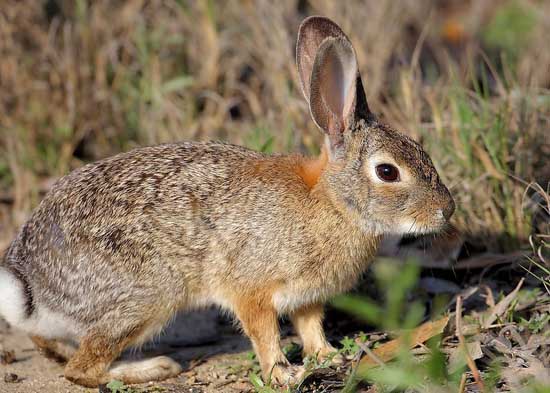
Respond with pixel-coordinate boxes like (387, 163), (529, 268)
(0, 311), (269, 393)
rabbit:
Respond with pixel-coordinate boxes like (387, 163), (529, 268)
(0, 16), (454, 387)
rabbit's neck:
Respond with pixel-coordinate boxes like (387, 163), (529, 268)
(292, 150), (384, 268)
(271, 195), (380, 312)
(302, 182), (382, 291)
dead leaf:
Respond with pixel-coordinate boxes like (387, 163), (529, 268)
(482, 278), (525, 329)
(448, 341), (484, 373)
(357, 315), (449, 371)
(487, 336), (512, 355)
(459, 324), (480, 336)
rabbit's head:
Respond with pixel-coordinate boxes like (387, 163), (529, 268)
(297, 16), (454, 236)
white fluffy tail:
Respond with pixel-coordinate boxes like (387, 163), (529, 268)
(0, 267), (28, 328)
(0, 267), (83, 340)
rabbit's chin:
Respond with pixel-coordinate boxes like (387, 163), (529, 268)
(363, 217), (448, 237)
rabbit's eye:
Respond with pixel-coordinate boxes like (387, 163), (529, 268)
(376, 164), (400, 182)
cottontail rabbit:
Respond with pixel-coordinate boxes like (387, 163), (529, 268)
(0, 16), (454, 387)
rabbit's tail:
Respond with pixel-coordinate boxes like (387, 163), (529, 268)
(0, 265), (33, 326)
(0, 265), (83, 341)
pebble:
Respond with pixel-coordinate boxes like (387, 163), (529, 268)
(4, 373), (20, 383)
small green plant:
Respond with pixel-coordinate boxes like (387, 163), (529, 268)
(332, 259), (464, 392)
(228, 351), (262, 376)
(518, 313), (550, 334)
(249, 371), (290, 393)
(338, 333), (368, 358)
(105, 380), (137, 393)
(339, 336), (359, 356)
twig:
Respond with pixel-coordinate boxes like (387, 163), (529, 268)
(455, 296), (484, 391)
(482, 285), (495, 308)
(356, 342), (385, 368)
(458, 373), (467, 393)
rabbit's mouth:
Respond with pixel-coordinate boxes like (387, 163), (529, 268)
(394, 213), (449, 236)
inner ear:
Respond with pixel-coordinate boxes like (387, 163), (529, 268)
(319, 40), (357, 124)
(309, 37), (358, 143)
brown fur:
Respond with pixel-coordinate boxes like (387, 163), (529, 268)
(1, 16), (454, 387)
(233, 286), (288, 381)
(290, 303), (335, 360)
(31, 336), (75, 363)
(295, 145), (329, 189)
(64, 325), (145, 387)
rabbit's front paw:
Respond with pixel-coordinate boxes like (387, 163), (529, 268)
(269, 363), (306, 386)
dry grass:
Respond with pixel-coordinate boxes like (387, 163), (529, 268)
(1, 1), (549, 251)
(1, 1), (549, 253)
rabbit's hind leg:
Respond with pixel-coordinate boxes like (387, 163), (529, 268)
(106, 356), (182, 384)
(64, 323), (181, 387)
(31, 336), (76, 363)
(64, 327), (132, 387)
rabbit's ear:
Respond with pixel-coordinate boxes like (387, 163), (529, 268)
(297, 16), (349, 101)
(297, 16), (370, 153)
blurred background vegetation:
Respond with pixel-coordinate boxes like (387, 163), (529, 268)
(0, 0), (549, 254)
